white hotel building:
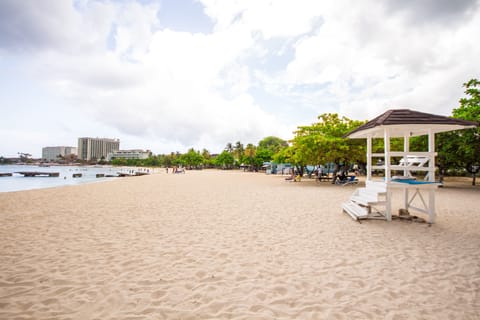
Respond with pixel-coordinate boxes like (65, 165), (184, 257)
(78, 137), (120, 161)
(42, 146), (78, 162)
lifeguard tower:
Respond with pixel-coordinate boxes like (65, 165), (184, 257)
(342, 109), (477, 223)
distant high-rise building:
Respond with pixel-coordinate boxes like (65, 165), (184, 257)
(77, 137), (120, 161)
(42, 146), (78, 162)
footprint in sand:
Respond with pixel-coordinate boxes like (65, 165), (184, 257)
(249, 304), (264, 312)
(41, 298), (58, 306)
(151, 290), (166, 299)
(273, 286), (288, 296)
(256, 292), (267, 301)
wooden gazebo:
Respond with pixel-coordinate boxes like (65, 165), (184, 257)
(342, 109), (477, 223)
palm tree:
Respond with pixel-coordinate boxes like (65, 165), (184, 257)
(225, 142), (234, 153)
(244, 143), (256, 171)
(233, 141), (244, 163)
(201, 149), (211, 160)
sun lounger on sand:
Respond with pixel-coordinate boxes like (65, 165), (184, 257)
(335, 175), (358, 186)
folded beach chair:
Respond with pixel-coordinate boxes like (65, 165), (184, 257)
(336, 175), (358, 186)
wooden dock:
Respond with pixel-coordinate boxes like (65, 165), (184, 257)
(15, 171), (60, 177)
(0, 173), (13, 177)
(117, 171), (149, 177)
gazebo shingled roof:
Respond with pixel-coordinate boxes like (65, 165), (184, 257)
(346, 109), (478, 139)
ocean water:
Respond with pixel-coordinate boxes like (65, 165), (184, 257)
(0, 165), (122, 193)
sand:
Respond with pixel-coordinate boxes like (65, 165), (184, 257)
(0, 170), (479, 319)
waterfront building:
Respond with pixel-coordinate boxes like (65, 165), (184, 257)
(42, 146), (78, 162)
(107, 149), (152, 161)
(77, 137), (120, 161)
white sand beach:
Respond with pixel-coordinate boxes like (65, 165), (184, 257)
(0, 170), (479, 319)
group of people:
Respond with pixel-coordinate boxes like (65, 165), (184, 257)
(332, 165), (359, 184)
(285, 164), (361, 184)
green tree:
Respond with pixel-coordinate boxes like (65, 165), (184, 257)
(244, 143), (257, 171)
(180, 148), (205, 169)
(225, 142), (234, 153)
(215, 150), (235, 169)
(233, 141), (244, 164)
(201, 149), (211, 160)
(254, 147), (273, 169)
(290, 113), (366, 179)
(111, 158), (127, 166)
(451, 79), (480, 185)
(258, 136), (288, 155)
(201, 149), (214, 167)
(272, 145), (292, 164)
(143, 155), (161, 167)
(0, 156), (11, 164)
(435, 131), (462, 183)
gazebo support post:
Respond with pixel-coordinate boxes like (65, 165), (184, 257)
(384, 128), (392, 221)
(403, 134), (410, 211)
(428, 129), (436, 223)
(366, 135), (372, 181)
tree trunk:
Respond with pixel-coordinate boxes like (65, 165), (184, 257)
(438, 167), (445, 186)
(331, 163), (340, 184)
(473, 173), (476, 186)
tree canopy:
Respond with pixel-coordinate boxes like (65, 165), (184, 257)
(258, 136), (288, 154)
(287, 113), (366, 171)
(448, 79), (480, 184)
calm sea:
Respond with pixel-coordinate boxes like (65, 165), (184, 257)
(0, 165), (122, 193)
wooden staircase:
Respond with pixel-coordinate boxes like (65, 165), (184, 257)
(342, 181), (387, 221)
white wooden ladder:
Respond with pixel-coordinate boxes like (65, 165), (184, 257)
(342, 181), (387, 221)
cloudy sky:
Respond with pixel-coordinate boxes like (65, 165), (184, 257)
(1, 0), (479, 158)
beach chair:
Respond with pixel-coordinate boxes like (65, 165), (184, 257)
(336, 175), (358, 186)
(344, 175), (358, 186)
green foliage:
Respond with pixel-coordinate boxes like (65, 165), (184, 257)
(290, 113), (367, 168)
(242, 143), (257, 169)
(179, 148), (205, 168)
(0, 156), (12, 164)
(450, 79), (480, 184)
(233, 141), (244, 163)
(258, 136), (288, 155)
(253, 148), (272, 167)
(225, 142), (234, 153)
(110, 154), (163, 167)
(272, 146), (292, 164)
(215, 150), (235, 169)
(456, 79), (480, 119)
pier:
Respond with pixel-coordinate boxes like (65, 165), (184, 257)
(15, 172), (60, 177)
(0, 173), (13, 177)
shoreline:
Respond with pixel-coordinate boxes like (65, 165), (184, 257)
(0, 164), (159, 193)
(1, 170), (479, 319)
